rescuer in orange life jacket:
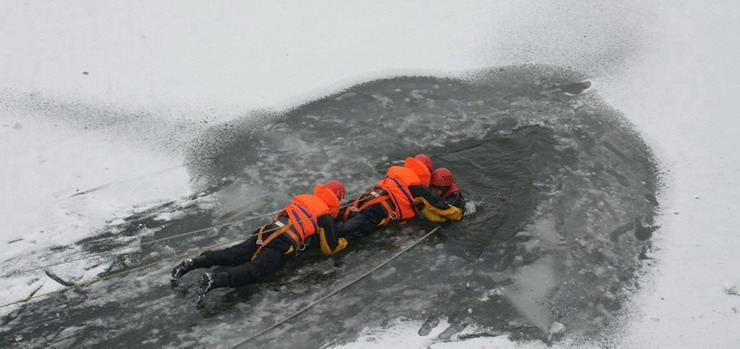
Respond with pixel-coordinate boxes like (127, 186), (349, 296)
(337, 154), (463, 240)
(170, 181), (348, 304)
(419, 167), (467, 222)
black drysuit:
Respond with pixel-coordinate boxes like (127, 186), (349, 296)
(445, 191), (466, 212)
(337, 185), (457, 240)
(195, 213), (342, 288)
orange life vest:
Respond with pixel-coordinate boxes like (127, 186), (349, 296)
(313, 184), (340, 219)
(252, 193), (330, 261)
(284, 194), (330, 241)
(343, 166), (420, 224)
(403, 157), (431, 187)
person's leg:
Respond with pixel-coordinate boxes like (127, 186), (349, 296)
(197, 237), (294, 303)
(340, 210), (383, 241)
(200, 236), (259, 266)
(225, 240), (293, 287)
(171, 233), (259, 281)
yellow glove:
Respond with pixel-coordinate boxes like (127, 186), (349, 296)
(318, 228), (348, 256)
(420, 207), (448, 222)
(414, 197), (463, 221)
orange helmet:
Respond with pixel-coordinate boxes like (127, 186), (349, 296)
(404, 157), (431, 187)
(414, 154), (432, 170)
(431, 168), (454, 187)
(324, 180), (346, 200)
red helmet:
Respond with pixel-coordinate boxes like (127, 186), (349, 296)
(414, 154), (432, 170)
(430, 168), (453, 187)
(324, 180), (346, 200)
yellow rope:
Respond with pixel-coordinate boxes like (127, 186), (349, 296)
(0, 235), (252, 308)
(0, 193), (380, 308)
(0, 217), (297, 309)
(1, 210), (280, 278)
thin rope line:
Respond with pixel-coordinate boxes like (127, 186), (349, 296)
(1, 211), (280, 278)
(0, 234), (254, 309)
(231, 226), (442, 349)
(0, 193), (381, 307)
(5, 192), (382, 277)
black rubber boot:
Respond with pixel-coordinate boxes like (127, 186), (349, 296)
(195, 272), (229, 305)
(170, 255), (210, 282)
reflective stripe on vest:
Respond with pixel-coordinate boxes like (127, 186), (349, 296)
(285, 203), (322, 241)
(382, 175), (416, 221)
(294, 203), (319, 234)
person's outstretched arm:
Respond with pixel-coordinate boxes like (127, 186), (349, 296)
(316, 214), (348, 255)
(409, 185), (462, 221)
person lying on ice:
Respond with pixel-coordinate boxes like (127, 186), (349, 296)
(337, 154), (463, 240)
(170, 180), (349, 304)
(419, 167), (467, 222)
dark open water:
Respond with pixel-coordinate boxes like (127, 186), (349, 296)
(1, 65), (660, 348)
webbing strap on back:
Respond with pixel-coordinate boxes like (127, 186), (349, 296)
(343, 190), (397, 224)
(343, 191), (372, 221)
(382, 176), (417, 220)
(255, 211), (284, 245)
(252, 210), (307, 261)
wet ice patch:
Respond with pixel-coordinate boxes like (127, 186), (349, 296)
(503, 255), (558, 332)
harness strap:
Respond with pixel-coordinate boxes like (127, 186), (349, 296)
(343, 189), (400, 226)
(256, 211), (285, 245)
(343, 192), (369, 221)
(252, 212), (305, 261)
(251, 224), (304, 261)
(360, 195), (397, 225)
